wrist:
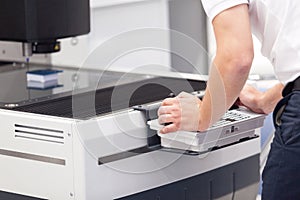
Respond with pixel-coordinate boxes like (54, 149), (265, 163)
(255, 93), (268, 114)
(198, 111), (210, 132)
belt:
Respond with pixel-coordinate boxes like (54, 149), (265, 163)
(282, 76), (300, 97)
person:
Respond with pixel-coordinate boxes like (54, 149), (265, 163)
(157, 0), (300, 199)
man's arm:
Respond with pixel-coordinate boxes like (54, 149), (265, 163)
(198, 4), (253, 131)
(158, 4), (253, 133)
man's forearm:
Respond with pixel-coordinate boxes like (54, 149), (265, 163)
(198, 4), (253, 131)
(198, 57), (251, 131)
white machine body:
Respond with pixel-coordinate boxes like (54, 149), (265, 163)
(0, 106), (262, 200)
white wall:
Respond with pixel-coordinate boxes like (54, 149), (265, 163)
(52, 1), (275, 77)
(51, 0), (171, 73)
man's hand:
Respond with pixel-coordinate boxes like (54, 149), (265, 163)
(238, 83), (283, 114)
(238, 84), (265, 113)
(157, 92), (202, 134)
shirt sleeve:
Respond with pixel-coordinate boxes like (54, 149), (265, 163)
(201, 0), (249, 22)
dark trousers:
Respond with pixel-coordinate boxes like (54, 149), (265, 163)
(262, 91), (300, 200)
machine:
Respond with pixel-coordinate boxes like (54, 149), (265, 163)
(0, 63), (264, 200)
(0, 1), (264, 199)
(0, 0), (90, 56)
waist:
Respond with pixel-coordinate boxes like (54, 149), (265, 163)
(282, 76), (300, 97)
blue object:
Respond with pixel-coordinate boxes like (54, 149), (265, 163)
(262, 91), (300, 199)
(27, 84), (63, 90)
(27, 69), (63, 75)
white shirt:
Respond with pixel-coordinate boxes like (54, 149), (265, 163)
(201, 0), (300, 84)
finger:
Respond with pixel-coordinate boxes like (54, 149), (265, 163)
(177, 91), (192, 98)
(158, 114), (175, 125)
(157, 105), (180, 115)
(157, 106), (171, 115)
(160, 123), (179, 134)
(161, 97), (178, 106)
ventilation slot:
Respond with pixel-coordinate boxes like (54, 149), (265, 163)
(14, 124), (64, 144)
